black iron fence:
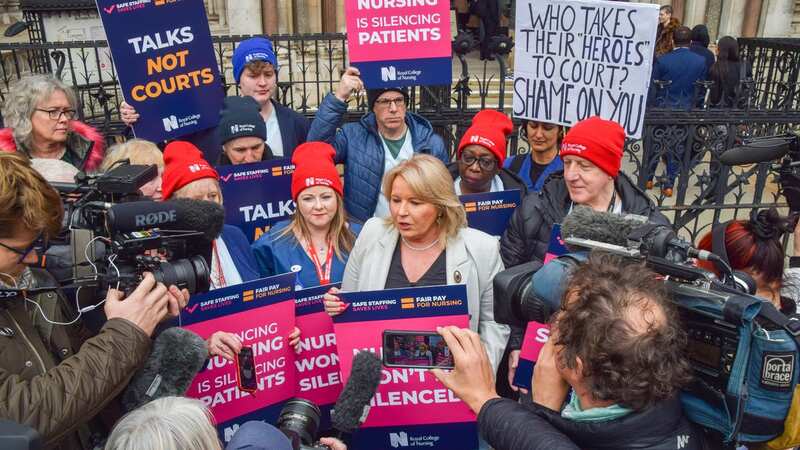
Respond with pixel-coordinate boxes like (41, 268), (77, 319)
(1, 34), (799, 242)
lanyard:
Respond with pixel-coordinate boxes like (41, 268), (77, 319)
(307, 240), (333, 285)
(212, 240), (227, 289)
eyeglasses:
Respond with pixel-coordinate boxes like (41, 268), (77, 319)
(0, 232), (48, 264)
(374, 97), (406, 108)
(36, 108), (76, 121)
(460, 153), (497, 171)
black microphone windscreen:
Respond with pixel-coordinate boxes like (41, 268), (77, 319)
(331, 351), (382, 433)
(122, 327), (208, 411)
(560, 206), (647, 249)
(166, 198), (225, 242)
(106, 198), (224, 242)
(719, 138), (792, 165)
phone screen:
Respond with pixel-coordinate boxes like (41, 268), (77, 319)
(236, 346), (258, 392)
(382, 330), (454, 369)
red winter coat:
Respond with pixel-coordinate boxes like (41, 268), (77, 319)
(0, 120), (105, 172)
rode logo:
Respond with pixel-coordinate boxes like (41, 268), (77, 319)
(134, 210), (177, 227)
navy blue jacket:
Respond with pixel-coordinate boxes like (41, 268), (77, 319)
(652, 48), (708, 108)
(251, 220), (362, 289)
(689, 43), (715, 73)
(307, 93), (449, 221)
(504, 154), (564, 192)
(221, 224), (260, 283)
(187, 98), (310, 164)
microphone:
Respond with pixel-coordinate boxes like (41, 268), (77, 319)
(106, 198), (225, 242)
(122, 327), (208, 411)
(561, 206), (716, 262)
(719, 136), (793, 165)
(331, 351), (382, 436)
(561, 206), (648, 249)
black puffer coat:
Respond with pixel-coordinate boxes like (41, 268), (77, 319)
(500, 171), (669, 350)
(478, 396), (702, 450)
(500, 171), (668, 268)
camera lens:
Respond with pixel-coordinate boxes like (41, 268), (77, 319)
(276, 398), (321, 447)
(151, 255), (210, 295)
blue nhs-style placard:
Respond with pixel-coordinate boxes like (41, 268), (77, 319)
(96, 0), (223, 142)
(217, 159), (295, 243)
(459, 189), (521, 237)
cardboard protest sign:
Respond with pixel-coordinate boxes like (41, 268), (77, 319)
(217, 159), (295, 243)
(512, 321), (551, 390)
(345, 0), (452, 87)
(512, 0), (659, 138)
(294, 284), (343, 430)
(334, 285), (478, 449)
(180, 273), (296, 443)
(460, 189), (521, 237)
(96, 0), (223, 141)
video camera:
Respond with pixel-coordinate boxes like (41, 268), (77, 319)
(51, 162), (220, 296)
(493, 207), (800, 445)
(277, 399), (332, 450)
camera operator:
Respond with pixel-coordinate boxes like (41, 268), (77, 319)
(500, 116), (669, 392)
(434, 253), (700, 450)
(0, 152), (190, 449)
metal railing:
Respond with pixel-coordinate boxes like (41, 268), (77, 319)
(1, 35), (799, 242)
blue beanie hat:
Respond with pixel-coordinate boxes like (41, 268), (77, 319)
(232, 37), (279, 83)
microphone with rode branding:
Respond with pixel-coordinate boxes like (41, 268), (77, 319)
(106, 198), (224, 241)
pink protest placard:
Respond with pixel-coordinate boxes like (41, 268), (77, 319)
(334, 285), (478, 449)
(344, 0), (453, 87)
(294, 284), (342, 426)
(180, 273), (296, 443)
(512, 321), (551, 390)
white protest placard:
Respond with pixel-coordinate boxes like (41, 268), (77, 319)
(512, 0), (659, 138)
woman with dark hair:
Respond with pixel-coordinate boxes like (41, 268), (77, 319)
(708, 36), (752, 108)
(504, 120), (563, 192)
(696, 208), (799, 315)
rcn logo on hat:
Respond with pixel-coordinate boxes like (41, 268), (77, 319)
(469, 134), (496, 148)
(188, 163), (209, 173)
(305, 177), (333, 187)
(245, 52), (271, 63)
(562, 143), (587, 153)
(230, 124), (256, 134)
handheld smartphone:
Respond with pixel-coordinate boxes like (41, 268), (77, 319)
(235, 346), (258, 393)
(382, 330), (454, 369)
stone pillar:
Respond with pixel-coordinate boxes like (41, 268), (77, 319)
(719, 0), (747, 37)
(759, 0), (793, 36)
(261, 0), (278, 35)
(293, 0), (308, 33)
(683, 0), (708, 27)
(307, 0), (323, 33)
(705, 0), (723, 41)
(322, 0), (336, 32)
(672, 0), (686, 23)
(741, 0), (763, 37)
(336, 0), (346, 33)
(277, 0), (293, 34)
(227, 0), (262, 35)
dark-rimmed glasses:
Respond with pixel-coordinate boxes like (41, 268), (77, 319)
(35, 108), (76, 121)
(0, 232), (48, 263)
(460, 153), (497, 171)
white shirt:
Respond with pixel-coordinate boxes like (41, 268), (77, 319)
(373, 129), (414, 218)
(265, 105), (284, 157)
(453, 175), (505, 195)
(210, 237), (243, 290)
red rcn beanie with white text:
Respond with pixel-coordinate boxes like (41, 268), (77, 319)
(559, 116), (625, 178)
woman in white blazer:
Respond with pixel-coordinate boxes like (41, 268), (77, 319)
(324, 154), (510, 371)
